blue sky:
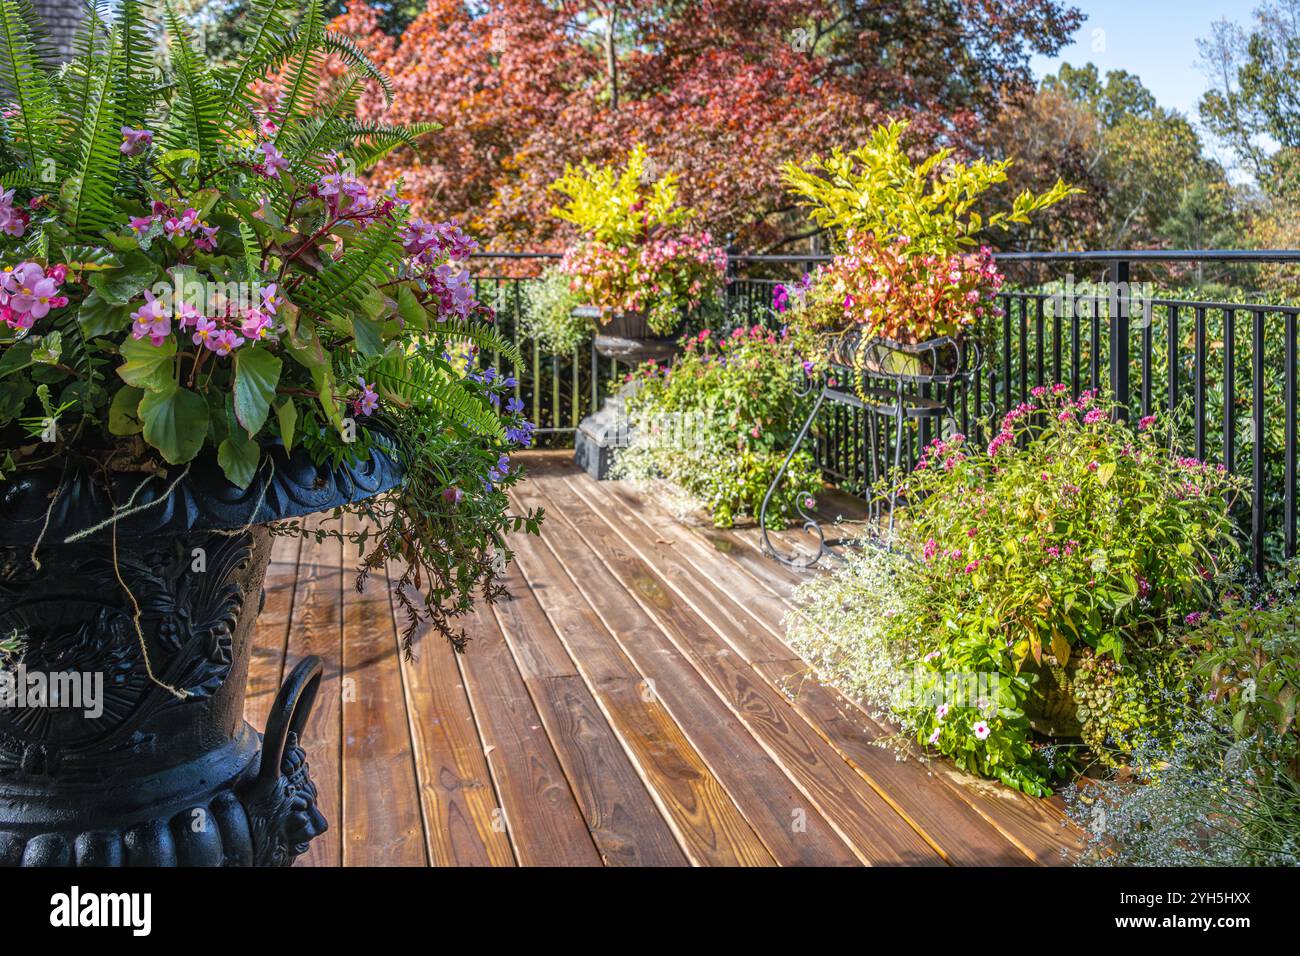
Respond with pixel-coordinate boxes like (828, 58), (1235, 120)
(1029, 0), (1241, 120)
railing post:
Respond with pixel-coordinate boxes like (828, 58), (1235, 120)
(1109, 259), (1130, 420)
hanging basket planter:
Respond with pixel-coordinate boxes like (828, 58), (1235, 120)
(824, 329), (972, 385)
(577, 306), (680, 365)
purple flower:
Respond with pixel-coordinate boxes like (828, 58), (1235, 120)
(353, 377), (379, 416)
(505, 396), (524, 415)
(120, 126), (152, 156)
(1138, 414), (1156, 431)
(1184, 611), (1203, 626)
(130, 290), (171, 345)
(256, 142), (289, 179)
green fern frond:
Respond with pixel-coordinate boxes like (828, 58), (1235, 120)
(295, 217), (407, 320)
(319, 29), (393, 106)
(270, 0), (324, 142)
(63, 31), (121, 239)
(369, 351), (505, 439)
(342, 120), (438, 171)
(215, 0), (291, 137)
(157, 0), (221, 169)
(433, 318), (522, 368)
(112, 0), (161, 132)
(0, 0), (58, 168)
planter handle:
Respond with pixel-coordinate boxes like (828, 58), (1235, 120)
(257, 655), (323, 790)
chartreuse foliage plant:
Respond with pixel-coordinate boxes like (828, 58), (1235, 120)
(542, 145), (727, 336)
(0, 0), (540, 650)
(613, 324), (821, 528)
(781, 120), (1080, 259)
(788, 387), (1243, 795)
(778, 121), (1078, 354)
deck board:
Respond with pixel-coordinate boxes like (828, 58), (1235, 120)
(245, 449), (1080, 866)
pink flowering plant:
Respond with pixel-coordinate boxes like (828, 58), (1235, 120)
(613, 324), (821, 527)
(888, 388), (1244, 793)
(0, 1), (540, 650)
(545, 144), (727, 337)
(778, 121), (1077, 364)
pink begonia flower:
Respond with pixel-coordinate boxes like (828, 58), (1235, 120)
(256, 142), (289, 179)
(176, 301), (202, 329)
(973, 722), (991, 740)
(210, 329), (245, 356)
(120, 127), (153, 156)
(240, 309), (274, 341)
(935, 704), (949, 720)
(130, 291), (171, 345)
(259, 282), (282, 315)
(192, 317), (218, 348)
(0, 187), (28, 237)
(128, 214), (156, 236)
(353, 377), (379, 417)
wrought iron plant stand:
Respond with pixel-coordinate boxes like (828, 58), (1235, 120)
(0, 443), (402, 866)
(759, 331), (980, 569)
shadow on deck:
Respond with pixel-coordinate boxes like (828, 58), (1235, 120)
(245, 449), (1081, 866)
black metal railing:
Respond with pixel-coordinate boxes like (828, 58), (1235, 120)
(471, 249), (1300, 576)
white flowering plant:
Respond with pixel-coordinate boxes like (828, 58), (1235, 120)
(0, 0), (541, 650)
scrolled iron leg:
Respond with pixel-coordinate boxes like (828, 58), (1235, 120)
(759, 385), (840, 570)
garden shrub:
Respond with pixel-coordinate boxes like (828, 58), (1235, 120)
(787, 385), (1244, 795)
(1063, 562), (1300, 865)
(612, 324), (820, 528)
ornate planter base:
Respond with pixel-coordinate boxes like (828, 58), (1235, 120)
(0, 443), (402, 866)
(0, 658), (324, 866)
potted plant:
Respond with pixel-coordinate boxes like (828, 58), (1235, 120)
(778, 121), (1079, 384)
(541, 144), (727, 364)
(0, 0), (539, 867)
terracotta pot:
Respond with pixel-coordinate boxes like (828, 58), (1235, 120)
(0, 442), (402, 866)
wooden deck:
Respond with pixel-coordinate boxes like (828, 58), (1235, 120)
(245, 449), (1080, 866)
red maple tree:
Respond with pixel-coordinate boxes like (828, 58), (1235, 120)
(332, 0), (1083, 255)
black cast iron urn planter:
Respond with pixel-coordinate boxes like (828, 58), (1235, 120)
(0, 442), (402, 866)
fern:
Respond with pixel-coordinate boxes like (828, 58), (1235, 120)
(157, 0), (221, 169)
(270, 0), (325, 143)
(433, 318), (523, 368)
(295, 217), (407, 321)
(215, 0), (292, 138)
(368, 351), (506, 439)
(0, 0), (57, 168)
(113, 0), (161, 133)
(62, 29), (121, 239)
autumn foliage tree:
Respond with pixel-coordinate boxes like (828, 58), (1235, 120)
(322, 0), (1082, 254)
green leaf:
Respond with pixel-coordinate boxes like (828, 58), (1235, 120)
(233, 346), (282, 436)
(118, 335), (177, 392)
(351, 313), (383, 357)
(87, 250), (160, 306)
(0, 341), (34, 379)
(395, 284), (428, 333)
(140, 386), (209, 464)
(77, 290), (132, 339)
(1096, 461), (1116, 487)
(218, 429), (261, 489)
(276, 397), (298, 452)
(108, 386), (145, 435)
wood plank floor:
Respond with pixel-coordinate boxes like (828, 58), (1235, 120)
(245, 449), (1082, 866)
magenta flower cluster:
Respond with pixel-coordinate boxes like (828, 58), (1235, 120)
(0, 262), (69, 330)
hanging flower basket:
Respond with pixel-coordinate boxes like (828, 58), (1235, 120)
(577, 306), (681, 364)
